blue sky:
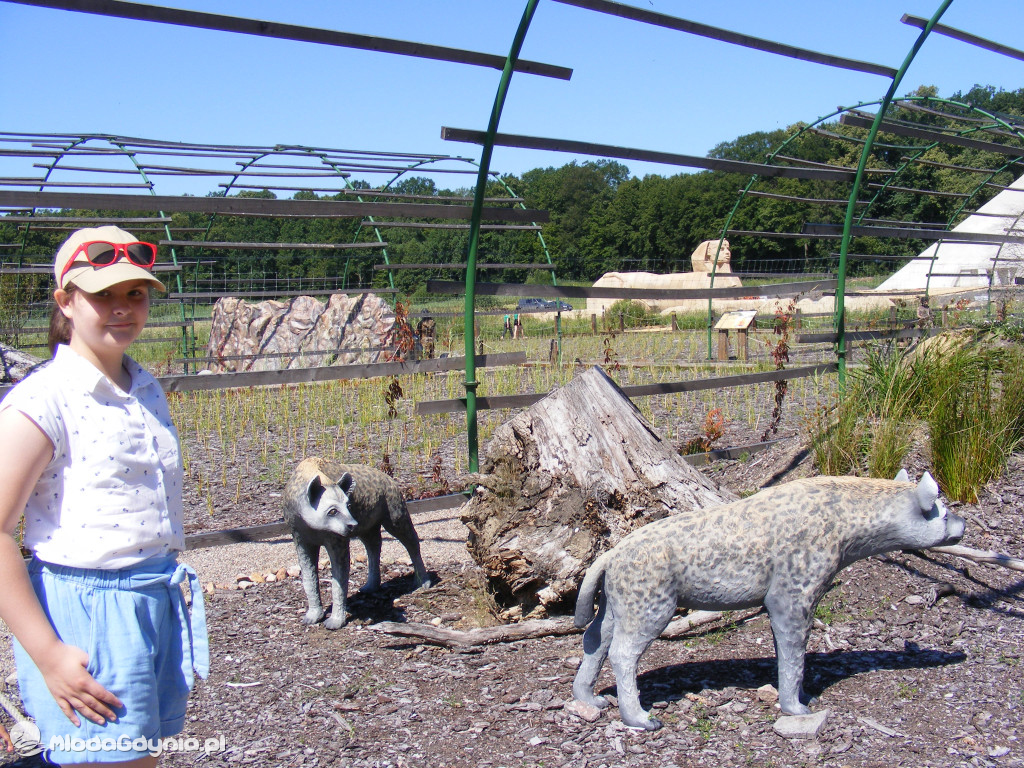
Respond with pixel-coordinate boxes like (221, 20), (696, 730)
(1, 0), (1022, 195)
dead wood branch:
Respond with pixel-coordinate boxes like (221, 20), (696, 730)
(930, 544), (1024, 573)
(370, 610), (740, 648)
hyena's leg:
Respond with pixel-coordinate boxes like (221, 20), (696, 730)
(572, 592), (612, 710)
(765, 590), (814, 715)
(293, 534), (325, 625)
(358, 526), (383, 593)
(323, 537), (352, 630)
(381, 506), (432, 588)
(607, 597), (676, 730)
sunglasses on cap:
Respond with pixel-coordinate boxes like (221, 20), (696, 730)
(59, 240), (158, 286)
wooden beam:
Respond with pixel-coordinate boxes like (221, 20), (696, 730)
(166, 289), (396, 299)
(805, 222), (1024, 245)
(441, 127), (857, 182)
(158, 240), (387, 250)
(416, 363), (838, 415)
(373, 262), (555, 270)
(0, 264), (182, 274)
(5, 0), (573, 80)
(359, 221), (542, 231)
(901, 14), (1024, 63)
(840, 113), (1024, 159)
(0, 215), (172, 224)
(153, 352), (527, 393)
(727, 229), (839, 239)
(0, 178), (152, 189)
(866, 183), (970, 199)
(741, 189), (862, 206)
(0, 190), (549, 222)
(553, 0), (896, 77)
(426, 279), (838, 301)
(342, 189), (524, 204)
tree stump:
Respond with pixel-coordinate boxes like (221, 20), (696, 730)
(461, 366), (736, 616)
(0, 344), (45, 384)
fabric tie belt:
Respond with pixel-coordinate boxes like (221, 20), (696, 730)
(168, 561), (210, 680)
(30, 555), (210, 681)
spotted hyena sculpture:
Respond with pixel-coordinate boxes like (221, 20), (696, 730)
(573, 471), (965, 729)
(283, 457), (432, 629)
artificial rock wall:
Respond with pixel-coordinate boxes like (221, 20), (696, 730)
(205, 293), (396, 373)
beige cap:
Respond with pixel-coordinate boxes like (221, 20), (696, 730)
(54, 225), (166, 292)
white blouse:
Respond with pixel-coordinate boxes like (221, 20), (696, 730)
(1, 345), (185, 568)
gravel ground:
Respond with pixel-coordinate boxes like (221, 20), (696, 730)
(2, 374), (1023, 768)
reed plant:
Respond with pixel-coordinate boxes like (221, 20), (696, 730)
(809, 336), (1024, 501)
(925, 344), (1024, 502)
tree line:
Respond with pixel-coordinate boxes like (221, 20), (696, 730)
(3, 84), (1023, 303)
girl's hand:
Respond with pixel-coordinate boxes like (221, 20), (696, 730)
(0, 721), (12, 752)
(37, 642), (123, 727)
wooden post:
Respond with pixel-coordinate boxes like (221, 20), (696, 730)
(671, 312), (678, 332)
(738, 328), (748, 362)
(889, 306), (897, 328)
(619, 312), (625, 333)
(941, 305), (948, 328)
(717, 329), (729, 361)
(794, 308), (802, 330)
(591, 314), (598, 335)
(548, 339), (558, 365)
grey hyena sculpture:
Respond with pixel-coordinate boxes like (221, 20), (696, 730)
(283, 457), (432, 629)
(573, 471), (965, 729)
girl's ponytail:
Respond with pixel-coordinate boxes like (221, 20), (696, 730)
(47, 285), (74, 357)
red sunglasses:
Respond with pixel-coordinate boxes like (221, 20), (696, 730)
(59, 240), (157, 285)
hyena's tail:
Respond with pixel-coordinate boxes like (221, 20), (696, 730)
(574, 551), (612, 628)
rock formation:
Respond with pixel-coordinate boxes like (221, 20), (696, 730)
(206, 293), (397, 373)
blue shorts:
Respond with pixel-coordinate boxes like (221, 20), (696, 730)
(14, 555), (209, 764)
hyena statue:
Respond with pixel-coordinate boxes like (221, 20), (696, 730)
(573, 471), (965, 729)
(283, 457), (432, 629)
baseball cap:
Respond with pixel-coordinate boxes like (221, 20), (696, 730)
(54, 225), (166, 292)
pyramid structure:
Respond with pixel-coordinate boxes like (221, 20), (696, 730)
(876, 172), (1024, 292)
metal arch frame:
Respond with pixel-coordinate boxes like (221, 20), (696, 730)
(851, 96), (1024, 302)
(196, 146), (344, 302)
(345, 156), (556, 295)
(457, 0), (1010, 469)
(459, 0), (544, 474)
(3, 0), (1019, 472)
(708, 94), (1024, 357)
(704, 100), (884, 359)
(832, 0), (958, 383)
(8, 134), (187, 359)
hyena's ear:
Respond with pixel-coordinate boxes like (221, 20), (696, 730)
(338, 472), (355, 497)
(894, 468), (910, 482)
(306, 475), (325, 509)
(916, 471), (939, 510)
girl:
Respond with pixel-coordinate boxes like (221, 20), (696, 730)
(0, 226), (208, 766)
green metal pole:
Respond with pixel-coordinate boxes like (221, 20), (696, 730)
(463, 0), (543, 474)
(835, 0), (954, 385)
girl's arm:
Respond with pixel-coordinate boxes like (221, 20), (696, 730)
(0, 408), (123, 727)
